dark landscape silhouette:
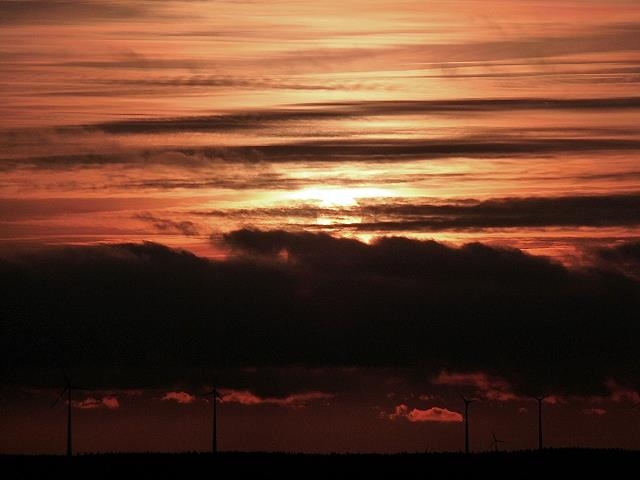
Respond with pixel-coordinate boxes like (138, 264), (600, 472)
(1, 450), (639, 476)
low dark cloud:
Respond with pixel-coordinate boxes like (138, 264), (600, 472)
(2, 232), (639, 397)
(593, 241), (640, 278)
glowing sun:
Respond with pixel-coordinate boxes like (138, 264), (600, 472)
(289, 187), (394, 207)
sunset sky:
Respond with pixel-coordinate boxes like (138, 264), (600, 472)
(1, 0), (640, 454)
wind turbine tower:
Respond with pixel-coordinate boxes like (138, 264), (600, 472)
(51, 371), (77, 456)
(202, 388), (223, 454)
(461, 396), (476, 454)
(531, 395), (548, 450)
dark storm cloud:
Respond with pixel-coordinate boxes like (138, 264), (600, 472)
(2, 233), (639, 396)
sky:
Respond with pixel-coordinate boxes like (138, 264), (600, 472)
(1, 0), (640, 454)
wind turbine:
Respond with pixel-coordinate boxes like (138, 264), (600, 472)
(488, 430), (506, 452)
(461, 395), (477, 454)
(530, 395), (548, 451)
(51, 371), (79, 457)
(202, 388), (223, 454)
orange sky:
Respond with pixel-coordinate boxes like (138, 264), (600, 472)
(1, 0), (639, 263)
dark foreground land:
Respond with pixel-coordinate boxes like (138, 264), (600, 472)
(2, 449), (638, 476)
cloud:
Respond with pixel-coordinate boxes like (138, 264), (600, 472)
(4, 97), (640, 173)
(85, 74), (367, 93)
(135, 213), (200, 236)
(10, 136), (640, 171)
(72, 396), (120, 410)
(161, 391), (196, 404)
(593, 241), (640, 279)
(101, 396), (120, 409)
(417, 23), (640, 64)
(583, 407), (607, 416)
(349, 194), (640, 231)
(1, 233), (639, 397)
(433, 372), (519, 402)
(220, 389), (333, 408)
(389, 404), (463, 423)
(185, 193), (640, 235)
(222, 228), (568, 285)
(604, 380), (640, 404)
(0, 1), (146, 25)
(79, 97), (640, 135)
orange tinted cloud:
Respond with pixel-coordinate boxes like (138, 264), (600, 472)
(220, 390), (333, 408)
(389, 404), (463, 423)
(433, 371), (519, 402)
(161, 391), (195, 404)
(72, 396), (120, 410)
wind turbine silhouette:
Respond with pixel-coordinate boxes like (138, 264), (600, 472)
(202, 388), (223, 454)
(460, 395), (477, 454)
(50, 371), (79, 457)
(530, 395), (548, 450)
(488, 430), (506, 452)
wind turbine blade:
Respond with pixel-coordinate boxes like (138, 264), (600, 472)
(51, 387), (68, 408)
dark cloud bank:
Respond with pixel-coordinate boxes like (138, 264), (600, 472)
(1, 231), (639, 396)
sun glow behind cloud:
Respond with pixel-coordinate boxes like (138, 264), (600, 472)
(289, 187), (395, 207)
